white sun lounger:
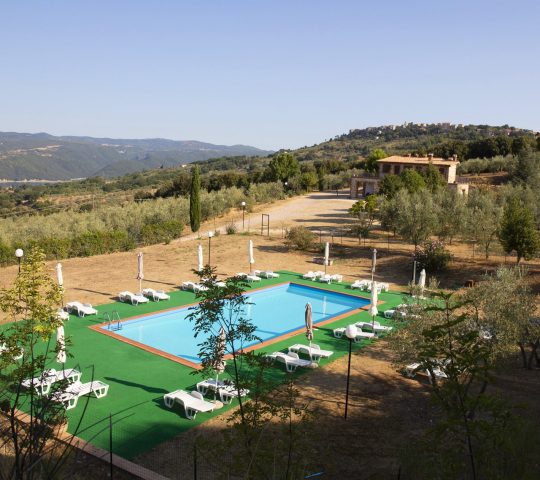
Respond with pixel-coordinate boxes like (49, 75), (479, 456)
(56, 309), (70, 321)
(201, 278), (226, 288)
(163, 389), (215, 420)
(355, 321), (393, 334)
(22, 368), (82, 396)
(384, 304), (410, 319)
(0, 343), (23, 361)
(142, 288), (170, 302)
(303, 271), (317, 280)
(333, 327), (376, 343)
(182, 281), (209, 293)
(318, 274), (332, 284)
(236, 273), (261, 282)
(351, 279), (369, 290)
(266, 351), (314, 372)
(53, 380), (109, 410)
(331, 274), (343, 283)
(118, 291), (149, 305)
(288, 344), (333, 362)
(196, 379), (250, 404)
(404, 362), (448, 384)
(254, 270), (280, 279)
(65, 301), (98, 317)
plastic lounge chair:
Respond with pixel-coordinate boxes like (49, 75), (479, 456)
(351, 280), (369, 290)
(236, 273), (261, 282)
(404, 362), (448, 384)
(65, 301), (97, 317)
(265, 352), (313, 372)
(142, 288), (170, 302)
(254, 270), (280, 279)
(366, 282), (383, 293)
(22, 368), (82, 396)
(318, 274), (332, 284)
(0, 343), (23, 361)
(355, 321), (393, 334)
(288, 344), (333, 362)
(182, 281), (209, 293)
(196, 379), (250, 404)
(303, 271), (317, 280)
(163, 389), (215, 420)
(53, 380), (109, 410)
(331, 274), (343, 283)
(56, 309), (70, 321)
(313, 271), (325, 278)
(201, 278), (226, 288)
(118, 291), (149, 305)
(333, 327), (376, 343)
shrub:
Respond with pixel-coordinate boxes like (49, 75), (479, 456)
(414, 240), (452, 272)
(140, 220), (183, 245)
(285, 226), (315, 250)
(225, 223), (237, 235)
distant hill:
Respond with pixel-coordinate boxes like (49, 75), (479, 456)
(293, 123), (538, 162)
(0, 132), (273, 180)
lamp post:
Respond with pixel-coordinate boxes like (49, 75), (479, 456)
(207, 231), (214, 267)
(15, 248), (24, 274)
(241, 201), (246, 230)
(344, 324), (357, 419)
(15, 249), (24, 300)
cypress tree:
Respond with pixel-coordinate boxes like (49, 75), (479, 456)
(189, 166), (201, 233)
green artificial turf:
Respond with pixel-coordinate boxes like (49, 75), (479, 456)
(10, 272), (407, 459)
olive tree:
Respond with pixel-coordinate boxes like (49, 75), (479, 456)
(464, 190), (503, 259)
(0, 248), (78, 480)
(395, 190), (439, 249)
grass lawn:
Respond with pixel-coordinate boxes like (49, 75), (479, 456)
(11, 272), (407, 460)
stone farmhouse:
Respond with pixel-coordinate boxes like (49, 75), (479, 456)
(350, 154), (469, 198)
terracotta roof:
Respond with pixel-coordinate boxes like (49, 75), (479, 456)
(377, 155), (459, 167)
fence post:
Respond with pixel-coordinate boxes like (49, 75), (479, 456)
(194, 443), (198, 480)
(109, 413), (113, 479)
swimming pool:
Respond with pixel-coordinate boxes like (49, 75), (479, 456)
(99, 283), (369, 366)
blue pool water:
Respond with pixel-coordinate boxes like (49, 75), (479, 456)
(104, 283), (368, 364)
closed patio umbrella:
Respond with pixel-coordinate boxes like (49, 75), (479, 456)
(197, 244), (204, 272)
(305, 303), (313, 362)
(56, 324), (66, 364)
(248, 240), (255, 273)
(56, 263), (64, 305)
(369, 281), (379, 330)
(136, 252), (144, 293)
(418, 268), (426, 297)
(213, 327), (227, 401)
(371, 248), (377, 283)
(324, 242), (330, 274)
(56, 263), (63, 288)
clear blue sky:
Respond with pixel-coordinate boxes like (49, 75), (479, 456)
(1, 1), (538, 150)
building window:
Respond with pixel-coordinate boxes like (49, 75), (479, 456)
(382, 164), (391, 174)
(394, 165), (401, 174)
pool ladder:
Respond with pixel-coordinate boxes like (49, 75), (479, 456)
(104, 311), (122, 331)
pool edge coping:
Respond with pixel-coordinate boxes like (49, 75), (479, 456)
(89, 280), (384, 370)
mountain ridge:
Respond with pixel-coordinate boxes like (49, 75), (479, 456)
(0, 132), (273, 181)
